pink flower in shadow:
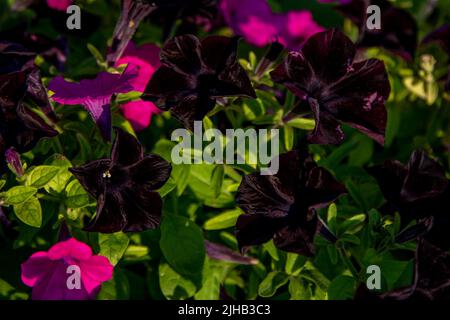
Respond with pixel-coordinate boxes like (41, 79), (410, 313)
(47, 0), (73, 11)
(21, 238), (113, 300)
(220, 0), (323, 50)
(115, 42), (162, 131)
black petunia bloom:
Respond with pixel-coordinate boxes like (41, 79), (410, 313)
(271, 29), (390, 145)
(69, 128), (172, 233)
(0, 42), (58, 170)
(235, 150), (347, 256)
(368, 151), (450, 250)
(142, 34), (256, 130)
(334, 0), (417, 61)
(356, 239), (450, 301)
(107, 0), (218, 65)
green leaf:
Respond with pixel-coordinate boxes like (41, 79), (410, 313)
(285, 253), (306, 276)
(160, 214), (205, 276)
(3, 186), (37, 205)
(87, 43), (106, 66)
(327, 203), (337, 232)
(283, 125), (294, 151)
(338, 214), (366, 235)
(286, 118), (315, 130)
(203, 208), (242, 230)
(44, 155), (72, 194)
(211, 165), (224, 197)
(327, 245), (339, 265)
(159, 263), (198, 300)
(258, 271), (289, 297)
(26, 166), (60, 188)
(65, 180), (90, 208)
(0, 180), (6, 191)
(13, 197), (42, 228)
(194, 261), (224, 300)
(158, 176), (177, 197)
(289, 277), (312, 300)
(99, 233), (130, 266)
(328, 275), (356, 300)
(97, 269), (130, 300)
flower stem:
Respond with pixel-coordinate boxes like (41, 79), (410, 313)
(338, 246), (361, 280)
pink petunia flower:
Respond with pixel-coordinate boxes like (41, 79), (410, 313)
(220, 0), (324, 50)
(21, 238), (113, 300)
(48, 67), (137, 140)
(47, 0), (73, 11)
(115, 42), (162, 131)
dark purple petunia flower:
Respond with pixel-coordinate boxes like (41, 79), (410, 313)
(368, 150), (450, 250)
(0, 42), (58, 170)
(107, 0), (218, 65)
(334, 0), (418, 61)
(271, 29), (390, 145)
(69, 128), (172, 233)
(235, 150), (347, 256)
(142, 34), (256, 130)
(356, 239), (450, 301)
(48, 67), (138, 141)
(422, 24), (450, 55)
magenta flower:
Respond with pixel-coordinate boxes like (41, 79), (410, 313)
(220, 0), (323, 50)
(21, 238), (113, 300)
(48, 67), (137, 140)
(47, 0), (73, 11)
(115, 42), (162, 131)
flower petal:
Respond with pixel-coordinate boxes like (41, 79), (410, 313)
(122, 189), (163, 232)
(402, 151), (448, 202)
(121, 100), (160, 131)
(21, 252), (53, 287)
(301, 28), (356, 84)
(236, 213), (286, 252)
(326, 59), (390, 145)
(129, 154), (172, 190)
(83, 191), (128, 233)
(110, 127), (144, 167)
(48, 238), (93, 261)
(69, 159), (111, 198)
(79, 255), (113, 296)
(160, 34), (202, 75)
(273, 211), (319, 256)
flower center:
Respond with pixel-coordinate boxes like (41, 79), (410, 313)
(102, 170), (112, 179)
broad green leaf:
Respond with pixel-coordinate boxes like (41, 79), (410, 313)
(160, 214), (205, 276)
(159, 263), (198, 300)
(26, 166), (60, 188)
(289, 277), (312, 300)
(3, 186), (37, 205)
(203, 208), (242, 230)
(328, 275), (356, 300)
(258, 271), (289, 297)
(65, 180), (90, 208)
(99, 233), (130, 265)
(0, 180), (6, 190)
(44, 155), (72, 194)
(13, 197), (42, 228)
(285, 253), (306, 276)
